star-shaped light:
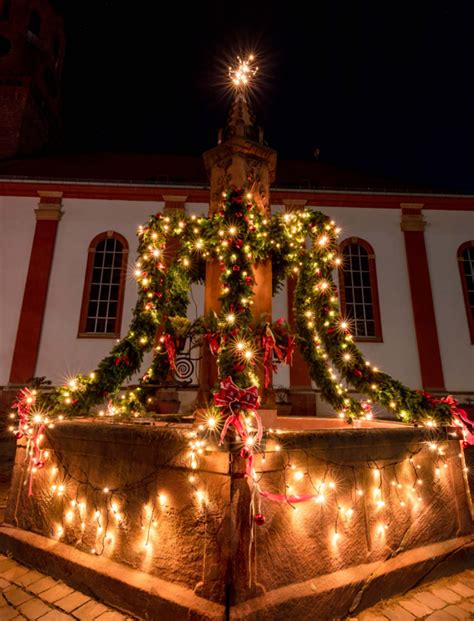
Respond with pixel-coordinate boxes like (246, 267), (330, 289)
(229, 54), (258, 89)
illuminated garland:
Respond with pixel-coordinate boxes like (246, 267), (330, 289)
(10, 188), (473, 490)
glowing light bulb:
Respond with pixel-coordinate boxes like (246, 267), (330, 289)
(229, 54), (258, 88)
(196, 490), (206, 503)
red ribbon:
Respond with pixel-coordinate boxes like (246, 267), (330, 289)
(258, 489), (317, 504)
(213, 377), (262, 462)
(284, 335), (296, 365)
(115, 355), (130, 366)
(262, 326), (284, 389)
(12, 388), (46, 496)
(163, 334), (177, 371)
(204, 332), (220, 356)
(419, 391), (474, 445)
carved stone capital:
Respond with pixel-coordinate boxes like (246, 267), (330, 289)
(400, 202), (425, 232)
(162, 194), (187, 211)
(283, 199), (308, 210)
(35, 191), (63, 221)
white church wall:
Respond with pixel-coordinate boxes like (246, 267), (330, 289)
(424, 210), (474, 392)
(35, 198), (164, 383)
(301, 204), (421, 388)
(0, 197), (37, 385)
(10, 193), (469, 398)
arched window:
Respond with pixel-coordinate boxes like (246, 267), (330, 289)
(78, 232), (128, 338)
(27, 10), (41, 37)
(458, 241), (474, 343)
(338, 238), (383, 341)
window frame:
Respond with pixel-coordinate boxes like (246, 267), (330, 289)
(338, 237), (383, 342)
(78, 231), (129, 339)
(457, 240), (474, 344)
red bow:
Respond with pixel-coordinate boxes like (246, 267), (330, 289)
(213, 376), (259, 412)
(213, 377), (262, 457)
(115, 355), (130, 366)
(419, 391), (474, 445)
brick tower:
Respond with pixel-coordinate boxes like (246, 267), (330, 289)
(0, 0), (64, 159)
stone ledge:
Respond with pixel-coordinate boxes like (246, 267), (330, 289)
(0, 525), (224, 621)
(230, 535), (474, 619)
(1, 525), (472, 620)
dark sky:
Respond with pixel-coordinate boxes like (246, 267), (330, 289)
(61, 1), (474, 192)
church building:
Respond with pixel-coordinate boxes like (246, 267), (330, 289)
(1, 0), (473, 416)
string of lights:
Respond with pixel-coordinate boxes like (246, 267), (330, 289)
(10, 423), (467, 560)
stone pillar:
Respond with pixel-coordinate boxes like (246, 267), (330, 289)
(198, 138), (277, 403)
(283, 199), (317, 416)
(400, 203), (445, 391)
(9, 192), (63, 385)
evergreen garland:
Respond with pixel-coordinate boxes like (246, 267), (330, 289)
(25, 189), (456, 426)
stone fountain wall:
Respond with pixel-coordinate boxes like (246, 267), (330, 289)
(2, 421), (473, 620)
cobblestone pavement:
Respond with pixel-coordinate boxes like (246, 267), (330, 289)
(352, 568), (474, 620)
(0, 553), (136, 620)
(2, 550), (473, 621)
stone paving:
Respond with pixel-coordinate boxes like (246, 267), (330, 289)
(353, 568), (474, 621)
(2, 549), (474, 621)
(0, 553), (136, 620)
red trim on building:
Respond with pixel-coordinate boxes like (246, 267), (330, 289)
(457, 240), (474, 344)
(0, 180), (474, 210)
(338, 237), (383, 342)
(287, 276), (312, 387)
(78, 231), (129, 339)
(9, 219), (60, 384)
(403, 227), (446, 390)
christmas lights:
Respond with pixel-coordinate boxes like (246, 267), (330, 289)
(19, 431), (463, 561)
(9, 188), (474, 508)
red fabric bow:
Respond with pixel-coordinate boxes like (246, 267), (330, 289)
(115, 355), (130, 366)
(213, 377), (262, 463)
(419, 391), (474, 445)
(214, 376), (259, 412)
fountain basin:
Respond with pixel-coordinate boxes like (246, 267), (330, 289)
(1, 420), (472, 620)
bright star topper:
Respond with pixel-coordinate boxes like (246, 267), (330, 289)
(229, 54), (258, 89)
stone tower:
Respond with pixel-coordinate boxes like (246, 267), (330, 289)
(199, 87), (277, 400)
(0, 0), (64, 159)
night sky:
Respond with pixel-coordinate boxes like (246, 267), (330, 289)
(60, 1), (474, 192)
